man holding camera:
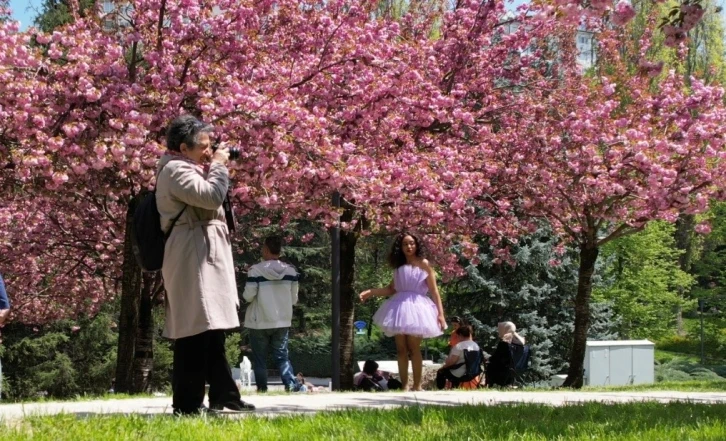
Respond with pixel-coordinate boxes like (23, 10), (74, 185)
(157, 115), (254, 415)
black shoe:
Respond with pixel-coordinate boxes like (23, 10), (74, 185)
(173, 405), (209, 416)
(210, 400), (256, 413)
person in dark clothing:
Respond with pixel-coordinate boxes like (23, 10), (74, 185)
(0, 272), (10, 400)
(0, 273), (9, 325)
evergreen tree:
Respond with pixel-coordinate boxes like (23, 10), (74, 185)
(33, 0), (97, 33)
(446, 226), (619, 380)
(1, 310), (119, 399)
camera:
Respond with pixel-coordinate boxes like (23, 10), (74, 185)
(212, 142), (240, 160)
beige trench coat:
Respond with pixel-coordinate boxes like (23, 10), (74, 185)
(156, 154), (240, 339)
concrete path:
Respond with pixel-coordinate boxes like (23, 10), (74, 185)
(1, 390), (725, 421)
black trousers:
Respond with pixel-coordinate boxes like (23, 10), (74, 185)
(172, 330), (240, 411)
(436, 368), (463, 390)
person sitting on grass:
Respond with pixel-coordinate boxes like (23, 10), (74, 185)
(292, 373), (319, 393)
(436, 325), (480, 389)
(354, 360), (389, 392)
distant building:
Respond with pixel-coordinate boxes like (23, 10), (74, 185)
(99, 1), (130, 32)
(576, 28), (596, 69)
(501, 11), (598, 70)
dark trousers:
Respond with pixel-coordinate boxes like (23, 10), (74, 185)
(436, 368), (463, 390)
(248, 327), (295, 391)
(172, 330), (240, 412)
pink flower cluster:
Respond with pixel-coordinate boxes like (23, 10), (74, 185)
(680, 4), (705, 32)
(638, 60), (665, 78)
(663, 3), (705, 47)
(611, 0), (636, 26)
(663, 25), (688, 48)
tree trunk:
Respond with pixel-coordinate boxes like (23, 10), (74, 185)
(115, 198), (143, 393)
(563, 243), (599, 388)
(295, 306), (306, 333)
(131, 272), (159, 393)
(338, 208), (359, 390)
(674, 213), (695, 336)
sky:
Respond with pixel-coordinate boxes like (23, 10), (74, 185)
(7, 0), (530, 31)
(8, 0), (40, 31)
(6, 0), (726, 33)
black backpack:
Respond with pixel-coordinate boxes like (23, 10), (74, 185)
(131, 188), (186, 273)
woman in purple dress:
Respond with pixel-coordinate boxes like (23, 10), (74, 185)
(359, 233), (446, 391)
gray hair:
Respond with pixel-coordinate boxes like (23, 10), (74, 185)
(166, 115), (214, 152)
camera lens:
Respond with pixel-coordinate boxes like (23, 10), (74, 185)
(213, 142), (240, 161)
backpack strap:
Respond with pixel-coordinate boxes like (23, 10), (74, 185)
(157, 159), (188, 240)
(164, 205), (187, 240)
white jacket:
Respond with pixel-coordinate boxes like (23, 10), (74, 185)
(243, 260), (299, 329)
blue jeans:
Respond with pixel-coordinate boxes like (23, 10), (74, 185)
(248, 327), (295, 391)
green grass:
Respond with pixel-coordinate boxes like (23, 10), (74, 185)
(581, 379), (726, 392)
(1, 402), (725, 440)
(655, 349), (702, 364)
(3, 393), (157, 404)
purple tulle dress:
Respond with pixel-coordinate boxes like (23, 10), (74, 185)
(372, 264), (443, 338)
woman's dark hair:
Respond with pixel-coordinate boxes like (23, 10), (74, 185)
(166, 115), (213, 152)
(363, 360), (379, 375)
(454, 325), (473, 339)
(387, 232), (423, 268)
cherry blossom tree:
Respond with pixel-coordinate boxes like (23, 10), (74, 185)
(4, 0), (722, 391)
(0, 0), (563, 389)
(509, 14), (726, 387)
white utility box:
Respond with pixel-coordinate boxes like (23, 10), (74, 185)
(584, 340), (655, 386)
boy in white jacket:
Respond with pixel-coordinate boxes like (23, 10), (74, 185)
(243, 236), (299, 392)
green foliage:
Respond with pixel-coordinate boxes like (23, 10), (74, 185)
(595, 221), (695, 340)
(446, 225), (620, 379)
(628, 0), (726, 84)
(687, 320), (726, 362)
(1, 310), (118, 400)
(354, 235), (394, 333)
(0, 306), (178, 400)
(3, 403), (726, 441)
(224, 332), (241, 367)
(655, 357), (726, 382)
(692, 202), (726, 306)
(33, 0), (98, 33)
(656, 315), (726, 364)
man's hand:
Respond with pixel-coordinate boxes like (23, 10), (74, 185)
(0, 308), (9, 326)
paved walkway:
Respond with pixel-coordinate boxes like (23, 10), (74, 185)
(1, 390), (725, 421)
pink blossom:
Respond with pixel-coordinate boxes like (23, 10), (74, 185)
(680, 4), (705, 32)
(663, 25), (687, 48)
(638, 60), (664, 78)
(612, 1), (636, 26)
(695, 222), (712, 234)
